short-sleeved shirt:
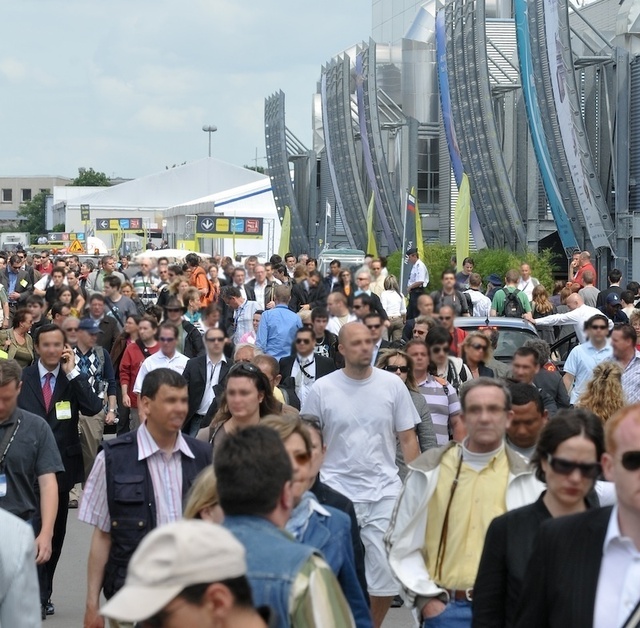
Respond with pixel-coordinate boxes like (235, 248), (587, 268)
(301, 368), (420, 502)
(563, 341), (613, 404)
(408, 260), (429, 290)
(0, 408), (64, 520)
(417, 376), (462, 444)
(491, 287), (531, 316)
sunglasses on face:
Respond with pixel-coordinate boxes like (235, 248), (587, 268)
(470, 343), (488, 351)
(590, 325), (608, 330)
(431, 346), (448, 354)
(159, 336), (177, 343)
(206, 337), (225, 343)
(229, 362), (261, 376)
(293, 451), (312, 465)
(620, 450), (640, 472)
(384, 364), (409, 373)
(546, 455), (601, 479)
(296, 338), (312, 344)
(366, 324), (381, 330)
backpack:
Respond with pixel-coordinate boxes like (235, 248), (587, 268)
(501, 288), (525, 318)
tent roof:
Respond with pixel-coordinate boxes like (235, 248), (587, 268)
(64, 158), (267, 211)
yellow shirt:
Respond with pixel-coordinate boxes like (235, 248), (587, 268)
(424, 446), (509, 589)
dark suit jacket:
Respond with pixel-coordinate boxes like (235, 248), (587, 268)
(235, 284), (256, 302)
(534, 369), (570, 410)
(182, 355), (231, 433)
(596, 285), (623, 309)
(514, 506), (613, 628)
(95, 316), (119, 353)
(288, 281), (327, 312)
(181, 320), (205, 358)
(18, 365), (104, 492)
(0, 268), (33, 305)
(245, 279), (276, 307)
(373, 340), (391, 365)
(279, 354), (336, 381)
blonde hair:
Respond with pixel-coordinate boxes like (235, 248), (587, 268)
(532, 285), (554, 315)
(460, 331), (494, 362)
(183, 467), (219, 520)
(576, 362), (625, 425)
(261, 414), (312, 454)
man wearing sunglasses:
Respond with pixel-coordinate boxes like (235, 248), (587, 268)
(364, 313), (390, 366)
(516, 406), (640, 628)
(182, 328), (230, 437)
(279, 327), (335, 406)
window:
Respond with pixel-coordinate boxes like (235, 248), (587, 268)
(1, 189), (12, 203)
(21, 188), (32, 202)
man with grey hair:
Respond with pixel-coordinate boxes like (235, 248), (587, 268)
(524, 338), (571, 410)
(131, 257), (160, 309)
(385, 377), (543, 626)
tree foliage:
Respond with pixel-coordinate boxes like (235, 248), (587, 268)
(18, 190), (49, 234)
(387, 242), (560, 293)
(70, 167), (111, 187)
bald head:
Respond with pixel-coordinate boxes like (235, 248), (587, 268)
(566, 294), (584, 310)
(338, 321), (373, 370)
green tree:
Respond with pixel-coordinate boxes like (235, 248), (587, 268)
(244, 164), (265, 174)
(70, 167), (111, 186)
(18, 190), (49, 234)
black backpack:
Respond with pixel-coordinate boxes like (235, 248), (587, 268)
(502, 288), (525, 318)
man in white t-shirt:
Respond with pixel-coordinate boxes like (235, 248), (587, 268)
(302, 322), (420, 627)
(517, 263), (540, 302)
(464, 272), (492, 318)
(325, 292), (357, 335)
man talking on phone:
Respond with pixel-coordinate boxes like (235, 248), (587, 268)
(18, 323), (103, 620)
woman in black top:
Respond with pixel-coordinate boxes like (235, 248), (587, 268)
(472, 409), (605, 628)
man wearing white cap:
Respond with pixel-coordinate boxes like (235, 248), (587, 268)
(101, 519), (272, 627)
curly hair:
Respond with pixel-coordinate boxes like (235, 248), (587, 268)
(576, 362), (625, 424)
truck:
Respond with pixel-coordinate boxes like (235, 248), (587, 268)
(0, 232), (30, 251)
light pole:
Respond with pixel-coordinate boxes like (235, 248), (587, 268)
(202, 124), (217, 157)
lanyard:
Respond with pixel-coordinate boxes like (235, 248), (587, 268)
(0, 416), (21, 469)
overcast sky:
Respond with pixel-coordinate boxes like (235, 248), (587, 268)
(0, 0), (371, 179)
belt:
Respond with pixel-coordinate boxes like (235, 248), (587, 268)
(445, 588), (473, 602)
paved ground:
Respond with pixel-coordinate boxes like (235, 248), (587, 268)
(46, 511), (414, 627)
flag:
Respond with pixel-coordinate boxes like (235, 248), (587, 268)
(405, 187), (424, 259)
(366, 192), (378, 258)
(455, 173), (471, 267)
(326, 199), (331, 218)
(278, 206), (291, 258)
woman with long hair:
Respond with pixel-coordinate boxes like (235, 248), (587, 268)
(460, 331), (494, 379)
(531, 284), (557, 344)
(0, 308), (34, 368)
(425, 326), (472, 392)
(261, 414), (371, 627)
(121, 281), (146, 316)
(474, 408), (606, 627)
(576, 362), (625, 423)
(375, 348), (437, 479)
(110, 314), (141, 375)
(209, 362), (281, 453)
(337, 269), (357, 307)
(183, 466), (223, 523)
(380, 275), (406, 343)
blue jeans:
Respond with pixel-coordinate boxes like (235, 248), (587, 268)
(422, 600), (472, 628)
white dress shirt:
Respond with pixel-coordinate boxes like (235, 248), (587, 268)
(133, 351), (189, 393)
(594, 506), (640, 628)
(196, 356), (227, 415)
(291, 354), (316, 406)
(253, 281), (267, 310)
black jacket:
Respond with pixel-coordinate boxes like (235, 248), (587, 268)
(94, 316), (120, 353)
(514, 506), (613, 628)
(288, 281), (327, 312)
(101, 430), (212, 598)
(18, 365), (103, 492)
(181, 320), (205, 358)
(534, 369), (570, 410)
(182, 355), (231, 433)
(0, 268), (33, 305)
(278, 354), (337, 381)
(245, 279), (276, 308)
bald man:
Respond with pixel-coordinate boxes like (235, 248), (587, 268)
(302, 322), (420, 627)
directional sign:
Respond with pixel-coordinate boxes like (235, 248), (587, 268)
(68, 239), (84, 253)
(80, 205), (90, 222)
(96, 217), (144, 232)
(196, 215), (264, 239)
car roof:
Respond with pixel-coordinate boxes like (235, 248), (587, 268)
(454, 316), (538, 332)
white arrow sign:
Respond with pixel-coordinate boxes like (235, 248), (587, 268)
(100, 220), (109, 228)
(200, 219), (214, 231)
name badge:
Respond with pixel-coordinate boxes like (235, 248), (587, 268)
(0, 473), (6, 498)
(19, 279), (27, 288)
(55, 401), (72, 421)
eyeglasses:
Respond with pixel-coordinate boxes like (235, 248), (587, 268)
(384, 364), (409, 373)
(206, 337), (225, 343)
(470, 343), (488, 351)
(620, 450), (640, 471)
(431, 346), (448, 354)
(366, 324), (381, 330)
(590, 325), (608, 330)
(165, 308), (183, 313)
(293, 451), (312, 465)
(546, 455), (601, 479)
(296, 338), (312, 344)
(229, 362), (261, 376)
(159, 336), (177, 343)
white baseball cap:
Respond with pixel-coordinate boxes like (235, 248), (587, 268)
(101, 520), (246, 623)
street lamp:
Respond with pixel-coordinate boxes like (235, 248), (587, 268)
(202, 124), (218, 157)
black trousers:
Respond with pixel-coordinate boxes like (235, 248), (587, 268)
(407, 289), (424, 320)
(33, 490), (70, 604)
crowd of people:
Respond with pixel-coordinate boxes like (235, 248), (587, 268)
(0, 246), (639, 628)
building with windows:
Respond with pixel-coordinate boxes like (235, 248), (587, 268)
(265, 0), (640, 280)
(0, 175), (71, 223)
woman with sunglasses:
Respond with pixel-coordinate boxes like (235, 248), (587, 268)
(209, 362), (281, 453)
(262, 414), (372, 628)
(375, 349), (437, 479)
(337, 269), (357, 307)
(426, 326), (472, 393)
(460, 331), (494, 379)
(473, 408), (605, 627)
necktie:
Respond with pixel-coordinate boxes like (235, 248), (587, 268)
(42, 372), (54, 413)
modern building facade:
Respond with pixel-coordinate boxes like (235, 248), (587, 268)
(265, 0), (640, 279)
(0, 175), (71, 224)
